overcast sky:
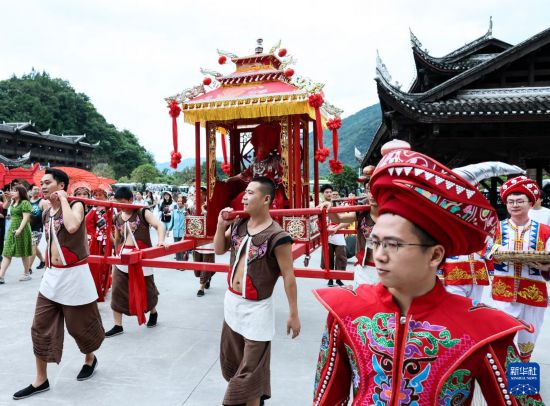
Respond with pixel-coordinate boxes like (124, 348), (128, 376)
(1, 0), (549, 163)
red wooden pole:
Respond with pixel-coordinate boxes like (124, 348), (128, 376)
(313, 118), (319, 206)
(195, 122), (201, 215)
(293, 116), (302, 208)
(222, 204), (369, 220)
(303, 119), (309, 208)
(206, 123), (211, 210)
(287, 116), (293, 207)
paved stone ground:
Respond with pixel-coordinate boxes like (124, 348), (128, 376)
(0, 237), (548, 405)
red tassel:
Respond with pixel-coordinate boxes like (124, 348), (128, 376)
(327, 117), (343, 174)
(168, 100), (182, 169)
(309, 93), (330, 163)
(221, 131), (230, 174)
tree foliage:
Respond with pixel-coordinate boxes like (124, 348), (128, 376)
(131, 163), (161, 185)
(327, 165), (359, 196)
(172, 160), (227, 185)
(0, 70), (154, 178)
(92, 163), (116, 179)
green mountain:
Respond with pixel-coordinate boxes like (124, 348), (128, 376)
(314, 103), (381, 176)
(0, 70), (154, 178)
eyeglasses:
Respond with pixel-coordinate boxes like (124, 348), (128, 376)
(506, 200), (528, 206)
(365, 237), (434, 253)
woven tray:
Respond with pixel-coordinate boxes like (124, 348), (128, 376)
(493, 250), (550, 264)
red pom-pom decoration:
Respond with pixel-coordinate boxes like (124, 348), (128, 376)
(168, 100), (181, 118)
(218, 55), (227, 65)
(308, 93), (324, 108)
(221, 163), (231, 175)
(203, 77), (212, 86)
(314, 148), (330, 163)
(170, 151), (182, 169)
(329, 159), (343, 174)
(326, 117), (342, 130)
(284, 68), (294, 78)
(278, 48), (287, 57)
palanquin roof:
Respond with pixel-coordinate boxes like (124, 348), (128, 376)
(167, 41), (342, 125)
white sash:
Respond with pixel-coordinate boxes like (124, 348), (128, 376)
(47, 213), (67, 266)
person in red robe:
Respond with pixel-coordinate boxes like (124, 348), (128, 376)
(312, 142), (544, 405)
(225, 123), (285, 210)
(85, 188), (111, 301)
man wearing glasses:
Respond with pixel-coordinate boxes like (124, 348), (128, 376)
(485, 176), (550, 362)
(312, 144), (543, 404)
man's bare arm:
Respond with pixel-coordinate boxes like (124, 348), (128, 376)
(214, 208), (235, 255)
(57, 193), (84, 234)
(144, 209), (166, 246)
(275, 242), (301, 338)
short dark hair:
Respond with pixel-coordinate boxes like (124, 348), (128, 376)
(320, 184), (333, 193)
(251, 176), (275, 203)
(409, 222), (437, 249)
(45, 168), (69, 191)
(409, 221), (444, 267)
(114, 186), (133, 200)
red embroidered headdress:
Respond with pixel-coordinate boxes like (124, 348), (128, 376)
(370, 142), (498, 256)
(500, 175), (540, 205)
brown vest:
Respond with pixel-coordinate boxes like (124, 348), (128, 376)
(114, 208), (152, 248)
(43, 201), (89, 265)
(229, 218), (292, 300)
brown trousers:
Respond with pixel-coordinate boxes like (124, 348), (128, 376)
(110, 268), (159, 315)
(220, 322), (271, 405)
(193, 251), (215, 285)
(31, 293), (104, 364)
(320, 243), (347, 270)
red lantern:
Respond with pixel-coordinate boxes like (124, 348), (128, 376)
(203, 77), (212, 86)
(278, 48), (287, 57)
(284, 68), (294, 78)
(218, 55), (227, 65)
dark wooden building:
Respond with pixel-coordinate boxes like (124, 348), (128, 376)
(364, 21), (550, 189)
(0, 122), (97, 169)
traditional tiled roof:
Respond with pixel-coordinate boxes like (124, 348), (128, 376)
(379, 84), (550, 121)
(375, 25), (550, 121)
(0, 122), (98, 147)
(0, 151), (30, 167)
(168, 40), (342, 125)
(409, 19), (512, 80)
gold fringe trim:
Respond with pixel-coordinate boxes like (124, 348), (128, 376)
(182, 100), (325, 127)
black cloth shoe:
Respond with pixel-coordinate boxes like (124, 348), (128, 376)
(77, 356), (98, 381)
(13, 380), (50, 400)
(147, 312), (158, 328)
(197, 289), (205, 297)
(105, 325), (123, 337)
(335, 280), (344, 287)
(36, 261), (46, 269)
(327, 279), (334, 287)
(205, 281), (210, 289)
(29, 268), (33, 275)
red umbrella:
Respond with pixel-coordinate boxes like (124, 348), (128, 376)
(33, 166), (102, 194)
(96, 176), (116, 194)
(1, 163), (41, 187)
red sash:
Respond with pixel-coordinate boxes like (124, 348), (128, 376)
(119, 240), (149, 325)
